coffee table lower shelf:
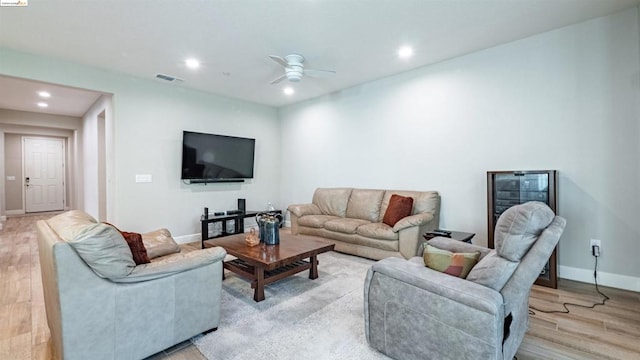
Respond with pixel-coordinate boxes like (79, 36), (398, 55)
(224, 257), (319, 302)
(226, 258), (313, 285)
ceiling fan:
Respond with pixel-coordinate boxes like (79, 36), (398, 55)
(268, 54), (336, 84)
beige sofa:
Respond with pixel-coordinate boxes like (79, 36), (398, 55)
(36, 210), (226, 360)
(288, 188), (440, 260)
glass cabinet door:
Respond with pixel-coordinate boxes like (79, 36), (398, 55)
(487, 170), (558, 288)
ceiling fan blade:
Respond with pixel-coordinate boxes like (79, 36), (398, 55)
(304, 68), (336, 77)
(269, 55), (289, 68)
(269, 74), (287, 85)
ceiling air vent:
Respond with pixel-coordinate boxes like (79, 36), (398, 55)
(155, 73), (184, 83)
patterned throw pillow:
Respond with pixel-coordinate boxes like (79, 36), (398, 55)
(423, 245), (480, 278)
(382, 194), (414, 226)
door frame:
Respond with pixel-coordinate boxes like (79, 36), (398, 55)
(22, 136), (67, 213)
(1, 126), (76, 216)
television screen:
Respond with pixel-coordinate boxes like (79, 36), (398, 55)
(181, 131), (255, 180)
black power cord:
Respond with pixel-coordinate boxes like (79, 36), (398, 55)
(529, 255), (609, 315)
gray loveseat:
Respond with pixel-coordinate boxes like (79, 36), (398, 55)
(364, 201), (566, 360)
(36, 210), (226, 360)
(288, 188), (440, 260)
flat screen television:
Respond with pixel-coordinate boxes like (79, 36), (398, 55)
(181, 131), (255, 182)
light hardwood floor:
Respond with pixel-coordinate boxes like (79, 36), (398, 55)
(1, 214), (638, 360)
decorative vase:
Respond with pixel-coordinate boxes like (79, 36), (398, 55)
(255, 212), (282, 245)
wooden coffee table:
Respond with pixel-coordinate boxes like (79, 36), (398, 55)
(204, 232), (335, 302)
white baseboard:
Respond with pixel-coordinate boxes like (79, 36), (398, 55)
(0, 215), (5, 221)
(5, 210), (24, 216)
(559, 265), (640, 292)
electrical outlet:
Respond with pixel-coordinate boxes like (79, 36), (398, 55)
(590, 239), (601, 255)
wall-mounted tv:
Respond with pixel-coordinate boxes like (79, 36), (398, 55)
(181, 131), (255, 182)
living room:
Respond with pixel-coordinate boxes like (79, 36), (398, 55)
(0, 1), (639, 359)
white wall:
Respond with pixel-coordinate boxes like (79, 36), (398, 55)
(0, 50), (281, 238)
(82, 95), (113, 221)
(280, 8), (640, 289)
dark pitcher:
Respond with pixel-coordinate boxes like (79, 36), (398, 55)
(255, 212), (282, 245)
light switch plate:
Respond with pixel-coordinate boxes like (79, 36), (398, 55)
(135, 174), (152, 183)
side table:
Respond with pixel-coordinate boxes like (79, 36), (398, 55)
(423, 230), (475, 243)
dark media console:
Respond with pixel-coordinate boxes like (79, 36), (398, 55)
(200, 209), (282, 249)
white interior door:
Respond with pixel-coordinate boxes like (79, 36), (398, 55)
(24, 137), (65, 213)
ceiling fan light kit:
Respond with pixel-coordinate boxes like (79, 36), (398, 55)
(269, 54), (335, 84)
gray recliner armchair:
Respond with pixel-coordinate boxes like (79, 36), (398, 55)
(37, 210), (226, 360)
(364, 201), (566, 360)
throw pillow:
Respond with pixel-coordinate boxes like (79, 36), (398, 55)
(382, 194), (414, 226)
(423, 244), (480, 278)
(104, 223), (151, 265)
(466, 251), (518, 291)
(141, 228), (181, 259)
(67, 223), (136, 279)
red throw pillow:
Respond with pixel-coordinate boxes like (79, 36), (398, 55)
(382, 194), (414, 226)
(104, 223), (150, 265)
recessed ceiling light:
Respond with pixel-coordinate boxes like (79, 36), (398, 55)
(185, 58), (200, 69)
(38, 91), (51, 98)
(398, 46), (414, 59)
(37, 102), (48, 108)
(283, 87), (294, 95)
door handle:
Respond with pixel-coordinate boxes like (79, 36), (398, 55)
(25, 177), (30, 188)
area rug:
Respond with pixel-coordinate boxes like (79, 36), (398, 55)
(191, 251), (390, 360)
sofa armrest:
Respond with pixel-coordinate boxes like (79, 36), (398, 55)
(426, 237), (493, 259)
(368, 257), (503, 314)
(287, 203), (322, 217)
(392, 212), (434, 232)
(112, 247), (227, 283)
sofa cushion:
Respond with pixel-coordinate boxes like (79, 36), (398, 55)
(67, 222), (136, 279)
(297, 215), (340, 229)
(494, 201), (555, 262)
(423, 244), (480, 279)
(46, 210), (97, 242)
(312, 188), (352, 217)
(466, 251), (518, 291)
(346, 189), (385, 222)
(141, 229), (181, 259)
(324, 218), (371, 234)
(382, 194), (414, 226)
(356, 222), (398, 241)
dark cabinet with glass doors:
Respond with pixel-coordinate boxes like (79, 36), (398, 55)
(487, 170), (558, 288)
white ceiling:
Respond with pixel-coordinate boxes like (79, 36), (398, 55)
(0, 0), (638, 117)
(0, 75), (103, 117)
